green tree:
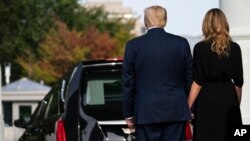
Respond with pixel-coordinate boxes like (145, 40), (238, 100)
(0, 0), (77, 81)
(114, 26), (135, 56)
(60, 5), (136, 55)
(18, 21), (119, 84)
(0, 0), (135, 84)
(64, 5), (136, 38)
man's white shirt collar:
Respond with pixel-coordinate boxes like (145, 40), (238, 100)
(147, 26), (160, 31)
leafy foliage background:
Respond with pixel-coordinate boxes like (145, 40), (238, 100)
(0, 0), (135, 85)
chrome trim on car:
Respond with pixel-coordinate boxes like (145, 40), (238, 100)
(82, 62), (123, 68)
(98, 120), (126, 125)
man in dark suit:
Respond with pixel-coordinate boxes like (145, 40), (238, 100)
(122, 5), (192, 141)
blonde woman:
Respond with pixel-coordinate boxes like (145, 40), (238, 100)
(188, 8), (243, 141)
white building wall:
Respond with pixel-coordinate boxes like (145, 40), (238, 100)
(233, 38), (250, 124)
(4, 102), (39, 141)
(82, 0), (143, 36)
(12, 102), (38, 141)
(220, 0), (250, 124)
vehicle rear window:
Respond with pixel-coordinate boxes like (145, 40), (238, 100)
(85, 72), (122, 105)
(81, 69), (123, 120)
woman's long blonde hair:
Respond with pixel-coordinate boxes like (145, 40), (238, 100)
(202, 8), (231, 57)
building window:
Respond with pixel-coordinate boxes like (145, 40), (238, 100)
(3, 102), (12, 127)
(19, 106), (32, 123)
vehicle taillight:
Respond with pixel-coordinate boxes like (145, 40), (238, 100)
(106, 57), (123, 61)
(56, 118), (66, 141)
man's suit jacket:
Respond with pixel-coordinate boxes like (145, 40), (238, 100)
(122, 28), (192, 125)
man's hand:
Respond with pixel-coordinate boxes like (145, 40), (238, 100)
(125, 117), (135, 129)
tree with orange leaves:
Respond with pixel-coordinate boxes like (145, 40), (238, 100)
(18, 21), (119, 84)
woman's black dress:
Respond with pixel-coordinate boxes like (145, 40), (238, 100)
(192, 41), (243, 141)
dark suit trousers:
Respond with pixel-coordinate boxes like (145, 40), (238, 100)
(136, 121), (185, 141)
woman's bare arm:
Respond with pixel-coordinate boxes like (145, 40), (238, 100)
(188, 81), (202, 109)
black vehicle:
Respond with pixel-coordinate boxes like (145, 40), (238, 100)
(14, 58), (135, 141)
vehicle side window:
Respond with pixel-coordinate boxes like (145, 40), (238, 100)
(45, 91), (59, 118)
(38, 96), (50, 119)
(37, 82), (59, 119)
(36, 67), (76, 119)
(30, 96), (49, 122)
(43, 81), (61, 118)
(43, 67), (76, 118)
